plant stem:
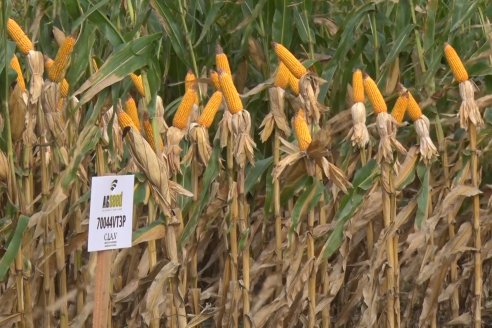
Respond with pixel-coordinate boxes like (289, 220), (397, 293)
(238, 167), (250, 328)
(390, 167), (400, 327)
(191, 145), (201, 321)
(381, 163), (395, 328)
(227, 135), (239, 327)
(469, 123), (482, 328)
(274, 129), (282, 278)
(307, 205), (316, 328)
(178, 0), (199, 85)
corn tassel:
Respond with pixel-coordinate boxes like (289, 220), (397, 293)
(218, 70), (243, 114)
(272, 42), (307, 79)
(130, 73), (145, 97)
(288, 74), (300, 96)
(363, 73), (387, 113)
(117, 108), (137, 130)
(352, 69), (364, 103)
(48, 35), (76, 82)
(173, 87), (197, 129)
(143, 112), (163, 152)
(444, 43), (468, 83)
(391, 92), (409, 124)
(274, 62), (290, 89)
(407, 92), (423, 122)
(198, 91), (223, 128)
(124, 96), (141, 130)
(10, 55), (26, 92)
(294, 109), (311, 151)
(210, 69), (221, 90)
(216, 44), (232, 75)
(7, 18), (33, 55)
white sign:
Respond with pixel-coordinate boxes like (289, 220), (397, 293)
(88, 175), (134, 252)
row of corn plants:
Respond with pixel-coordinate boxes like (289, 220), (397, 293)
(1, 1), (492, 327)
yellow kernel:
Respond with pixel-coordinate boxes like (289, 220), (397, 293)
(272, 42), (307, 79)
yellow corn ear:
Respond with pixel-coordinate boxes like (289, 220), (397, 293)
(444, 43), (469, 83)
(219, 70), (243, 114)
(124, 96), (141, 130)
(198, 91), (223, 128)
(407, 92), (423, 122)
(185, 69), (199, 105)
(45, 57), (70, 97)
(216, 44), (232, 75)
(173, 87), (197, 129)
(57, 98), (64, 112)
(294, 109), (312, 151)
(363, 74), (387, 113)
(272, 42), (307, 79)
(130, 73), (145, 97)
(48, 35), (76, 82)
(7, 18), (33, 55)
(288, 74), (300, 96)
(352, 69), (364, 103)
(210, 69), (221, 90)
(274, 62), (290, 89)
(143, 112), (163, 152)
(10, 55), (26, 92)
(391, 92), (409, 124)
(117, 108), (137, 130)
(185, 69), (196, 91)
(59, 79), (69, 98)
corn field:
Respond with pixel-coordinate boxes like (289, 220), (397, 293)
(1, 1), (492, 327)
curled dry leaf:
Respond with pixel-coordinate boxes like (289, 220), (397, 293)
(9, 84), (27, 143)
(299, 73), (327, 125)
(0, 151), (9, 182)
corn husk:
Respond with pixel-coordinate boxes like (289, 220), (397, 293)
(299, 74), (327, 125)
(0, 151), (8, 182)
(375, 111), (406, 164)
(219, 109), (232, 148)
(41, 81), (66, 145)
(273, 136), (351, 193)
(458, 80), (483, 129)
(101, 106), (123, 162)
(230, 110), (256, 167)
(27, 50), (44, 104)
(414, 115), (438, 164)
(52, 27), (66, 47)
(188, 123), (212, 165)
(9, 84), (28, 143)
(166, 126), (187, 175)
(349, 102), (369, 148)
(126, 128), (173, 215)
(260, 87), (291, 142)
(155, 96), (169, 136)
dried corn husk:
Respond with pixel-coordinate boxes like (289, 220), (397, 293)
(101, 106), (123, 162)
(27, 50), (44, 104)
(299, 74), (327, 125)
(219, 109), (232, 148)
(375, 111), (406, 164)
(0, 151), (8, 182)
(414, 115), (438, 164)
(231, 110), (256, 167)
(9, 84), (28, 143)
(458, 80), (483, 129)
(41, 81), (66, 145)
(259, 87), (291, 142)
(166, 126), (187, 175)
(126, 128), (173, 215)
(349, 102), (369, 148)
(187, 123), (212, 165)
